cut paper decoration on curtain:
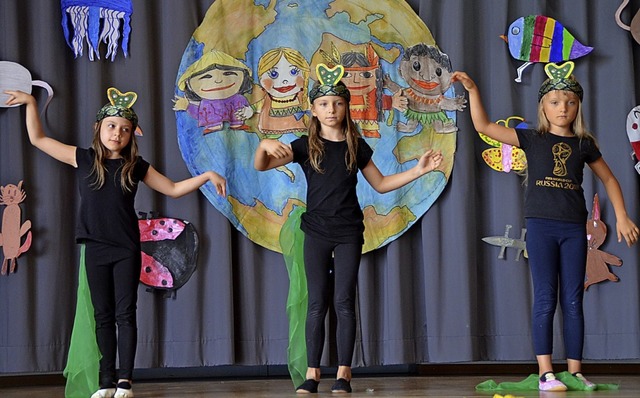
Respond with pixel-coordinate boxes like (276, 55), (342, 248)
(615, 0), (640, 44)
(138, 213), (199, 298)
(482, 224), (527, 261)
(501, 15), (593, 82)
(61, 0), (132, 61)
(626, 105), (640, 174)
(0, 181), (33, 275)
(585, 194), (622, 290)
(0, 61), (54, 116)
(478, 116), (527, 173)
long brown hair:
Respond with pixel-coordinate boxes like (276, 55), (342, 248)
(307, 105), (361, 173)
(89, 119), (140, 192)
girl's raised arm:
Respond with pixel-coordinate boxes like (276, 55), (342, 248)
(143, 167), (226, 199)
(254, 139), (293, 171)
(451, 72), (519, 147)
(5, 90), (77, 167)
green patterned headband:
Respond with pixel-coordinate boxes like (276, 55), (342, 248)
(96, 87), (139, 132)
(538, 62), (583, 102)
(309, 63), (350, 103)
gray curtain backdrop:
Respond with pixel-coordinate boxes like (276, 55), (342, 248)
(1, 0), (639, 374)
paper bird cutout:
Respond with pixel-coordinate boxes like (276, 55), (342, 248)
(626, 105), (640, 174)
(501, 15), (593, 82)
(482, 224), (528, 261)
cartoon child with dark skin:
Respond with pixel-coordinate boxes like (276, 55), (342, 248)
(254, 47), (310, 138)
(385, 43), (466, 134)
(320, 43), (407, 138)
(174, 50), (254, 134)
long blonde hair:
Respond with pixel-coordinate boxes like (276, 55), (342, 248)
(537, 90), (597, 144)
(307, 106), (361, 173)
(89, 120), (140, 192)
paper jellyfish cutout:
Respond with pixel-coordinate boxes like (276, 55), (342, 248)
(585, 194), (622, 290)
(616, 0), (640, 44)
(626, 105), (640, 174)
(501, 15), (593, 82)
(0, 61), (53, 115)
(478, 116), (528, 173)
(482, 224), (528, 261)
(138, 214), (199, 296)
(0, 181), (33, 275)
(61, 0), (132, 61)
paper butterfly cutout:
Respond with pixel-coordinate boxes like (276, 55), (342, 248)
(544, 61), (575, 79)
(316, 63), (344, 86)
(478, 116), (527, 173)
(107, 87), (137, 108)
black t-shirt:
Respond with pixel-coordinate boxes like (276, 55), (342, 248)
(515, 128), (601, 223)
(291, 135), (373, 243)
(75, 147), (150, 250)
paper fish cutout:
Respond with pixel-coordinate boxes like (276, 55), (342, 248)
(626, 105), (640, 174)
(0, 181), (33, 275)
(0, 61), (53, 115)
(585, 194), (622, 290)
(616, 0), (640, 44)
(138, 214), (199, 296)
(61, 0), (133, 61)
(478, 116), (528, 173)
(482, 224), (528, 261)
(501, 15), (593, 82)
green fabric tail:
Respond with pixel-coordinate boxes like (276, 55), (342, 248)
(63, 244), (101, 398)
(475, 371), (619, 392)
(280, 206), (307, 388)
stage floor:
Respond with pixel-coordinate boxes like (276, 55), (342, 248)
(2, 374), (640, 397)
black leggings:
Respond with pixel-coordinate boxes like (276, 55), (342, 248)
(84, 241), (140, 386)
(303, 234), (362, 368)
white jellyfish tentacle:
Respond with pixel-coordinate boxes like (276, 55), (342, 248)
(99, 8), (125, 62)
(66, 5), (89, 59)
(515, 61), (532, 83)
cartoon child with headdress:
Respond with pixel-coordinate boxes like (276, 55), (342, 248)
(385, 43), (466, 134)
(174, 50), (254, 134)
(320, 42), (407, 138)
(254, 47), (310, 138)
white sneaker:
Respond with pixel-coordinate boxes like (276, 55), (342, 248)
(114, 387), (134, 398)
(91, 388), (116, 398)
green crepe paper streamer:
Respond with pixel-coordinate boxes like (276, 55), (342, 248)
(63, 244), (101, 398)
(476, 371), (619, 392)
(280, 206), (308, 388)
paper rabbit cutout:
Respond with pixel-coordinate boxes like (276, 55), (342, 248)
(584, 194), (622, 290)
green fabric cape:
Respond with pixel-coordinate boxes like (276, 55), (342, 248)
(476, 371), (619, 392)
(63, 245), (101, 398)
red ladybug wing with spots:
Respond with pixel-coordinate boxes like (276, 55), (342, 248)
(139, 217), (198, 290)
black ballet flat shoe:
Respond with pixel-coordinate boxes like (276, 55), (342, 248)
(331, 378), (352, 393)
(296, 379), (319, 393)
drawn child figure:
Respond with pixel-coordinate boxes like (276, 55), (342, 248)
(320, 42), (407, 138)
(174, 50), (254, 134)
(385, 43), (466, 133)
(5, 87), (226, 398)
(254, 47), (310, 138)
(452, 63), (639, 392)
(254, 64), (443, 393)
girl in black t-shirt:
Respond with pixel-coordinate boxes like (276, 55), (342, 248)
(452, 66), (638, 392)
(6, 88), (226, 398)
(254, 64), (443, 393)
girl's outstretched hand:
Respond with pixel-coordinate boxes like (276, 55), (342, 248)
(617, 216), (640, 247)
(207, 171), (227, 197)
(417, 149), (443, 175)
(450, 71), (477, 92)
(4, 90), (35, 106)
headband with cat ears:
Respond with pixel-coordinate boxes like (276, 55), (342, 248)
(96, 87), (142, 135)
(309, 63), (351, 103)
(538, 61), (584, 102)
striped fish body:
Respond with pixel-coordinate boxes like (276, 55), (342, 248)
(507, 15), (593, 63)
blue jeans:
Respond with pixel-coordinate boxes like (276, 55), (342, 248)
(526, 218), (587, 360)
